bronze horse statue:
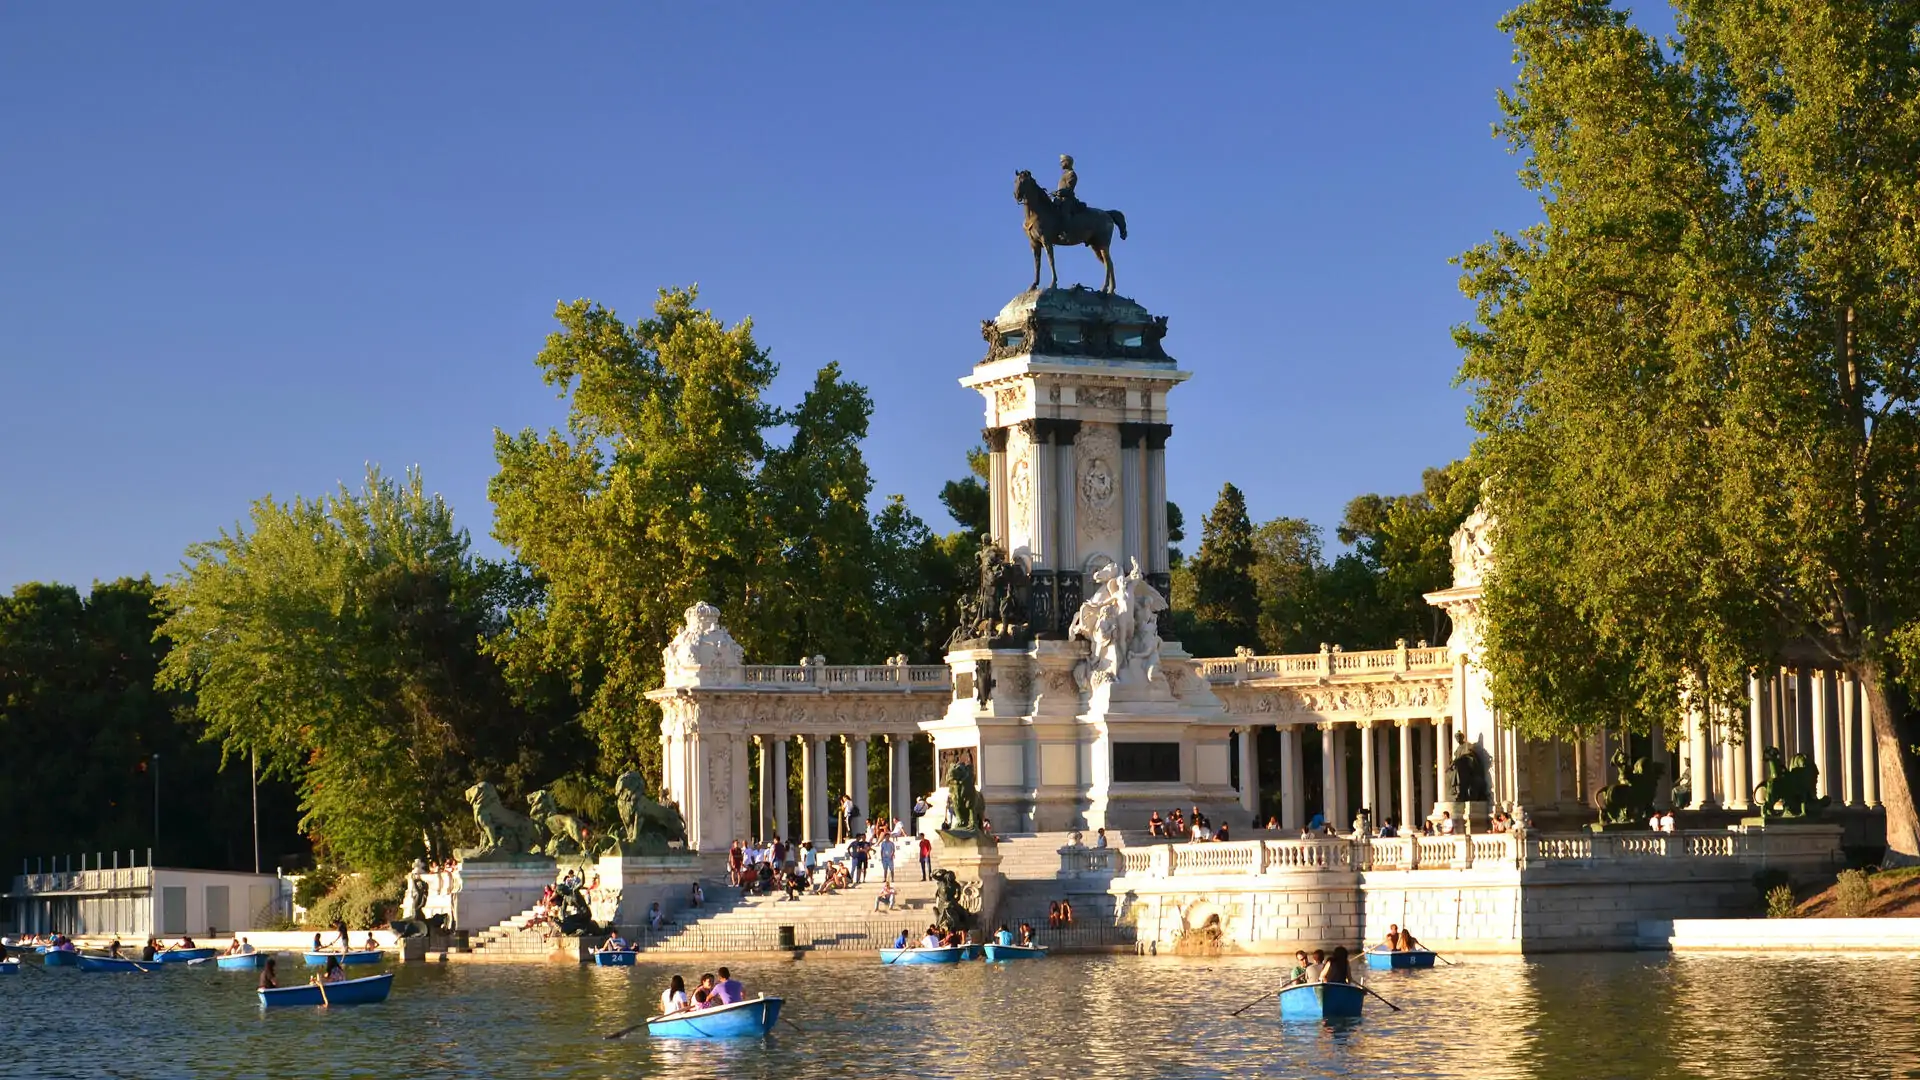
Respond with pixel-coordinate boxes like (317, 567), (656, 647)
(1014, 170), (1128, 293)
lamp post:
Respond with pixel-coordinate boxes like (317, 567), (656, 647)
(251, 750), (260, 874)
(152, 752), (160, 863)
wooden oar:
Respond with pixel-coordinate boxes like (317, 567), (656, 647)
(313, 976), (331, 1008)
(781, 1013), (809, 1034)
(1230, 978), (1302, 1016)
(605, 1014), (662, 1040)
(1354, 983), (1401, 1012)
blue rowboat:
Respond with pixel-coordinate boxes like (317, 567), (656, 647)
(879, 945), (976, 964)
(646, 996), (782, 1039)
(1364, 948), (1436, 971)
(215, 951), (268, 970)
(77, 954), (163, 973)
(1278, 982), (1367, 1020)
(156, 947), (217, 964)
(592, 948), (637, 966)
(303, 949), (382, 966)
(258, 972), (393, 1008)
(0, 959), (18, 974)
(40, 949), (80, 968)
(981, 944), (1048, 962)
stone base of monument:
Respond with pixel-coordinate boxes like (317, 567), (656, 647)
(588, 853), (702, 930)
(447, 857), (559, 932)
(1429, 800), (1490, 831)
(935, 830), (1006, 933)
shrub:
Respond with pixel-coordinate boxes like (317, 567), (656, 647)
(293, 866), (341, 911)
(1835, 868), (1875, 918)
(307, 874), (403, 930)
(1765, 885), (1797, 919)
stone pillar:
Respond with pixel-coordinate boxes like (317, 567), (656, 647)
(1280, 727), (1304, 831)
(1686, 702), (1715, 810)
(1862, 681), (1881, 808)
(848, 736), (871, 830)
(755, 736), (773, 840)
(1055, 424), (1079, 569)
(1434, 718), (1452, 806)
(772, 737), (791, 842)
(1795, 667), (1815, 759)
(1319, 724), (1339, 827)
(1397, 721), (1416, 831)
(1028, 423), (1052, 566)
(1417, 723), (1436, 819)
(801, 734), (828, 844)
(1809, 670), (1833, 800)
(1839, 674), (1861, 807)
(1549, 738), (1565, 808)
(1749, 672), (1771, 794)
(987, 427), (1009, 547)
(888, 734), (912, 829)
(1773, 669), (1791, 754)
(1119, 426), (1142, 568)
(1358, 722), (1377, 825)
(1236, 727), (1258, 816)
(1146, 428), (1170, 575)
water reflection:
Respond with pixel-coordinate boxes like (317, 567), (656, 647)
(5, 950), (1919, 1078)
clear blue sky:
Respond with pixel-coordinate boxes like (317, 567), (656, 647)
(1, 3), (1570, 591)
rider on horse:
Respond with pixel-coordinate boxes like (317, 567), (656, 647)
(1054, 154), (1085, 217)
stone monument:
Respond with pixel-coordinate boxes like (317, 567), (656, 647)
(922, 259), (1241, 832)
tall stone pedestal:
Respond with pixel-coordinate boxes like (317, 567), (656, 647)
(446, 858), (558, 932)
(1429, 800), (1490, 832)
(590, 853), (703, 930)
(935, 831), (1006, 934)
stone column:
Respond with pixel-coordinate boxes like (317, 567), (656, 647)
(1809, 670), (1833, 800)
(1862, 680), (1882, 808)
(1417, 723), (1436, 819)
(755, 736), (773, 841)
(1749, 672), (1771, 794)
(1843, 668), (1858, 803)
(1549, 738), (1565, 808)
(987, 427), (1009, 547)
(1119, 426), (1142, 568)
(1280, 727), (1304, 831)
(1028, 423), (1052, 566)
(848, 736), (871, 830)
(772, 737), (791, 842)
(1686, 702), (1715, 810)
(1319, 724), (1339, 827)
(1434, 718), (1452, 805)
(1795, 667), (1815, 759)
(1055, 424), (1079, 569)
(1397, 721), (1416, 830)
(1773, 669), (1791, 754)
(1236, 727), (1259, 816)
(888, 734), (912, 829)
(1146, 427), (1170, 575)
(1358, 721), (1377, 824)
(801, 734), (828, 844)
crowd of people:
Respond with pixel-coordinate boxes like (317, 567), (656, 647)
(714, 826), (936, 907)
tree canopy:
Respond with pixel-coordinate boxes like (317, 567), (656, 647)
(1456, 0), (1920, 857)
(489, 288), (951, 781)
(155, 467), (583, 871)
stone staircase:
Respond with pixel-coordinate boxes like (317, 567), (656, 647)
(631, 862), (942, 955)
(462, 904), (568, 961)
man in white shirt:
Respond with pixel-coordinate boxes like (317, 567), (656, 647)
(1438, 812), (1455, 835)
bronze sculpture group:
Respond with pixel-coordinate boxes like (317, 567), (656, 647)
(455, 774), (687, 862)
(1015, 154), (1129, 294)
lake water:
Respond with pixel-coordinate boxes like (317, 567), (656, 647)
(8, 951), (1919, 1079)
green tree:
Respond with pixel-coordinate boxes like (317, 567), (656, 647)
(1250, 517), (1325, 653)
(0, 578), (300, 876)
(1188, 484), (1260, 650)
(1328, 461), (1479, 647)
(490, 288), (938, 778)
(1455, 0), (1920, 857)
(156, 467), (572, 871)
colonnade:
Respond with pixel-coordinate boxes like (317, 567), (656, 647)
(744, 732), (923, 846)
(1675, 667), (1881, 811)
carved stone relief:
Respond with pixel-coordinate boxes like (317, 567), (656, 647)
(995, 384), (1028, 414)
(1076, 424), (1119, 532)
(1078, 385), (1126, 410)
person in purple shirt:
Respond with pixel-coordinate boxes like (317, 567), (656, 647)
(712, 965), (745, 1005)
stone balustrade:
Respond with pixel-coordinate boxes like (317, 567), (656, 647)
(739, 664), (951, 688)
(1060, 827), (1842, 879)
(1194, 642), (1452, 684)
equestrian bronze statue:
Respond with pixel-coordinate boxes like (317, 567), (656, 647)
(1014, 161), (1128, 294)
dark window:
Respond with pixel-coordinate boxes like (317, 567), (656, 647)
(1112, 742), (1180, 783)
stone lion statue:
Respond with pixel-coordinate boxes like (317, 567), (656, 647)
(456, 781), (544, 861)
(611, 770), (687, 856)
(1596, 745), (1663, 825)
(1753, 746), (1830, 820)
(944, 761), (983, 834)
(527, 789), (603, 857)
